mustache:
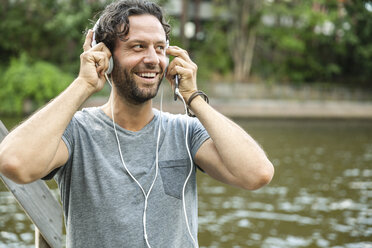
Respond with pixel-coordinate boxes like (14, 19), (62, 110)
(112, 56), (164, 74)
(133, 64), (163, 74)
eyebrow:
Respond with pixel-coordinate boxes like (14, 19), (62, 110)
(125, 39), (166, 45)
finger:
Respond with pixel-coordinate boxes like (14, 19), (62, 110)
(166, 46), (192, 63)
(167, 66), (193, 83)
(95, 52), (109, 73)
(83, 50), (108, 76)
(172, 57), (191, 68)
(167, 55), (196, 74)
(167, 45), (187, 54)
(91, 42), (112, 66)
(96, 60), (106, 75)
(167, 58), (185, 77)
(90, 42), (112, 59)
(165, 71), (174, 85)
(166, 63), (178, 81)
(166, 65), (179, 85)
(83, 29), (94, 52)
(167, 46), (190, 61)
(174, 66), (192, 79)
(167, 59), (197, 82)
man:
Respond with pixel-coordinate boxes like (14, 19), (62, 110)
(0, 0), (274, 247)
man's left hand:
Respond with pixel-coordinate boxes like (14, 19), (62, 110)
(166, 46), (198, 102)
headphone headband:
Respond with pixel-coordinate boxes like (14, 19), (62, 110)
(91, 18), (100, 47)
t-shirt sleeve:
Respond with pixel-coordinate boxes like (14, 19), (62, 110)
(189, 117), (210, 160)
(41, 118), (75, 180)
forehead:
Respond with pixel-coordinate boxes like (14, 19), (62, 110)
(125, 14), (166, 42)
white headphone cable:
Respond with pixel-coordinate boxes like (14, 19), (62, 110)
(106, 72), (196, 247)
(175, 88), (198, 248)
(105, 73), (162, 248)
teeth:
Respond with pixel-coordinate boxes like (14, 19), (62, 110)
(138, 72), (156, 78)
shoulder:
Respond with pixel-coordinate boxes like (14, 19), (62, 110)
(74, 107), (100, 120)
(154, 108), (198, 127)
(153, 109), (207, 142)
(69, 107), (111, 131)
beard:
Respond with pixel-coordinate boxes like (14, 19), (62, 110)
(111, 57), (163, 105)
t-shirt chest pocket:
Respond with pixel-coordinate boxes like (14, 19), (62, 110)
(159, 159), (190, 199)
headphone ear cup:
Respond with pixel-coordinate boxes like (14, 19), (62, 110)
(107, 57), (114, 74)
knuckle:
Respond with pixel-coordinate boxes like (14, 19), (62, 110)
(80, 52), (88, 59)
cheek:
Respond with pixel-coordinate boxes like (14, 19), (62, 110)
(161, 57), (169, 71)
(117, 58), (139, 72)
(114, 51), (141, 70)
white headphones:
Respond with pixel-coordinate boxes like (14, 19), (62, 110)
(91, 18), (114, 74)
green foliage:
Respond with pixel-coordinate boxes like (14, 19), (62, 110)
(0, 54), (72, 115)
(254, 0), (372, 84)
(191, 22), (233, 83)
(340, 0), (372, 84)
(277, 36), (305, 53)
(1, 0), (371, 88)
(0, 0), (109, 74)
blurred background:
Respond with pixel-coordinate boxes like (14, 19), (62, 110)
(1, 0), (372, 116)
(0, 0), (372, 247)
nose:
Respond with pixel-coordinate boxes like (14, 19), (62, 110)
(143, 47), (160, 65)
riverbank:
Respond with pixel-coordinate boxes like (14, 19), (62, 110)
(80, 82), (372, 120)
(82, 97), (372, 120)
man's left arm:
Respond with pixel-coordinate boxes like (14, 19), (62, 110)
(191, 97), (274, 190)
(166, 46), (274, 190)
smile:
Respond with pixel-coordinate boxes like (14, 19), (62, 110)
(135, 72), (158, 79)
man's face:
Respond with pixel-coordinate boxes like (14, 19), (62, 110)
(111, 14), (168, 104)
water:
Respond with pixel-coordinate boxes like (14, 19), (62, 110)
(1, 119), (371, 247)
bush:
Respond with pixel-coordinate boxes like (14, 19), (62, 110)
(0, 54), (72, 115)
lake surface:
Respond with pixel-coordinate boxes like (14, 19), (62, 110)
(1, 118), (371, 248)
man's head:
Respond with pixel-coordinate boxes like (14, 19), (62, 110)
(94, 0), (171, 104)
(95, 0), (170, 53)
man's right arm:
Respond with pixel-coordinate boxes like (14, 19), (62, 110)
(0, 30), (111, 184)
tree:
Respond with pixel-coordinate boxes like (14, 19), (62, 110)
(0, 54), (72, 115)
(0, 0), (109, 115)
(228, 0), (263, 82)
(340, 0), (372, 85)
(0, 0), (109, 74)
(254, 0), (372, 85)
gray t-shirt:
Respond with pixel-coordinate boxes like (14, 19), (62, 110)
(49, 107), (209, 248)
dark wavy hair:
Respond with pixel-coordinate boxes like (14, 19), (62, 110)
(94, 0), (171, 52)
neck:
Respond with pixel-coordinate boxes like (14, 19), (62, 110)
(101, 90), (154, 132)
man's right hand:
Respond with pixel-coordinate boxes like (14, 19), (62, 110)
(79, 29), (112, 94)
(0, 30), (114, 184)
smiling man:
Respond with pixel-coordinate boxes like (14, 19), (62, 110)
(109, 14), (166, 104)
(0, 0), (274, 247)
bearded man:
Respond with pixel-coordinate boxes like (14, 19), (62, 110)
(0, 0), (274, 247)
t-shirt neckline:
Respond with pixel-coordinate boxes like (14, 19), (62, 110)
(85, 107), (159, 135)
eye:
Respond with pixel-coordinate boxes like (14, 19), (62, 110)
(133, 44), (143, 51)
(156, 45), (165, 53)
